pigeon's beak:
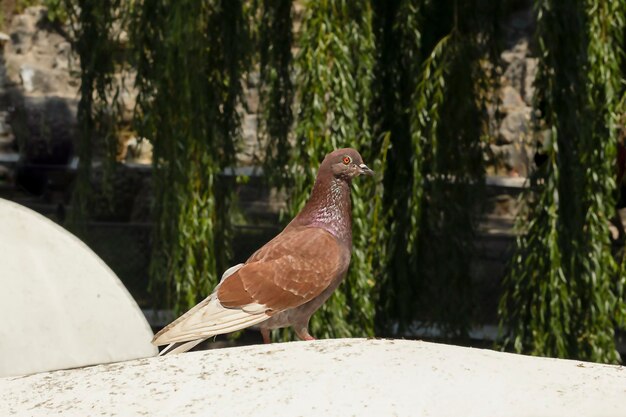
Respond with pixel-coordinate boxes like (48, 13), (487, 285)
(358, 163), (375, 176)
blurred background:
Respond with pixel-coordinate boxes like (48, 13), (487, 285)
(0, 0), (624, 363)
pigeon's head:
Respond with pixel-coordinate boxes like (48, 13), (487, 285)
(321, 148), (374, 180)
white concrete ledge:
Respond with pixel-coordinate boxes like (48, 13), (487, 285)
(1, 339), (625, 417)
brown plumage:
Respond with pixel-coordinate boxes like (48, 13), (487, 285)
(152, 148), (374, 354)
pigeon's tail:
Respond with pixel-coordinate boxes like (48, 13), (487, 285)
(151, 291), (270, 354)
(152, 263), (267, 356)
(158, 339), (206, 356)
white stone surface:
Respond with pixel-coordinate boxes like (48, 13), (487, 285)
(0, 198), (157, 378)
(1, 339), (625, 417)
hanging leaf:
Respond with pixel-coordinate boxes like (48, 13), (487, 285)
(499, 0), (626, 363)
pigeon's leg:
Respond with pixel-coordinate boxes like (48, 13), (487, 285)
(294, 326), (316, 341)
(261, 328), (271, 344)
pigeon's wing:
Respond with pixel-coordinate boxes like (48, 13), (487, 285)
(217, 226), (346, 311)
(151, 264), (270, 348)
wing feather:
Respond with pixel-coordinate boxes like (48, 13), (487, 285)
(218, 226), (345, 312)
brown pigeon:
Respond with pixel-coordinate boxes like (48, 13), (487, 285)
(152, 148), (374, 355)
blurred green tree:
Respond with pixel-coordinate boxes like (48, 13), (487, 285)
(132, 0), (247, 312)
(499, 0), (626, 363)
(63, 0), (626, 361)
(65, 0), (120, 228)
(370, 0), (492, 338)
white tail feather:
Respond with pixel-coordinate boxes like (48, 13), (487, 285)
(151, 263), (270, 354)
(159, 338), (207, 356)
(152, 294), (269, 346)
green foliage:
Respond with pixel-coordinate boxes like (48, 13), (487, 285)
(44, 0), (68, 23)
(62, 0), (626, 359)
(258, 0), (294, 187)
(16, 0), (40, 13)
(132, 0), (248, 313)
(373, 0), (489, 337)
(65, 0), (120, 228)
(271, 0), (385, 339)
(499, 0), (626, 363)
(370, 0), (424, 330)
(14, 0), (68, 23)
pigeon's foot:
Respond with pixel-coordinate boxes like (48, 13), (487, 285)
(295, 327), (316, 341)
(261, 328), (271, 344)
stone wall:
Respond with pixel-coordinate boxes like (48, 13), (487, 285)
(0, 4), (539, 188)
(1, 7), (77, 166)
(0, 6), (264, 168)
(488, 2), (536, 178)
(1, 4), (539, 177)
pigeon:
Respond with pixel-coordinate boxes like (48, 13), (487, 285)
(152, 148), (374, 355)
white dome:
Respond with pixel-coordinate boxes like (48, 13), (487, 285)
(0, 198), (157, 377)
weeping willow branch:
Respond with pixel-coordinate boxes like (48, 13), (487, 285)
(258, 0), (293, 187)
(375, 0), (487, 338)
(371, 0), (424, 330)
(269, 0), (384, 339)
(499, 0), (626, 363)
(65, 0), (120, 227)
(417, 11), (486, 338)
(132, 0), (247, 313)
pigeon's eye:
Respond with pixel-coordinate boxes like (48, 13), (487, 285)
(342, 156), (352, 165)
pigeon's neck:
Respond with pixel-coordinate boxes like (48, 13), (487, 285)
(294, 175), (352, 245)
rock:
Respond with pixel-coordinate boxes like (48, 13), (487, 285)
(12, 55), (74, 96)
(502, 58), (525, 92)
(500, 85), (525, 112)
(501, 40), (528, 64)
(524, 58), (538, 104)
(498, 108), (531, 145)
(500, 50), (517, 65)
(1, 5), (259, 174)
(19, 64), (37, 92)
(490, 142), (532, 177)
(243, 113), (258, 137)
(246, 88), (259, 113)
(8, 8), (44, 53)
(5, 7), (79, 97)
(9, 31), (31, 55)
(4, 59), (21, 87)
(239, 113), (259, 165)
(53, 41), (72, 70)
(1, 6), (80, 168)
(247, 71), (260, 88)
(490, 1), (537, 177)
(124, 137), (153, 165)
(0, 32), (10, 46)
